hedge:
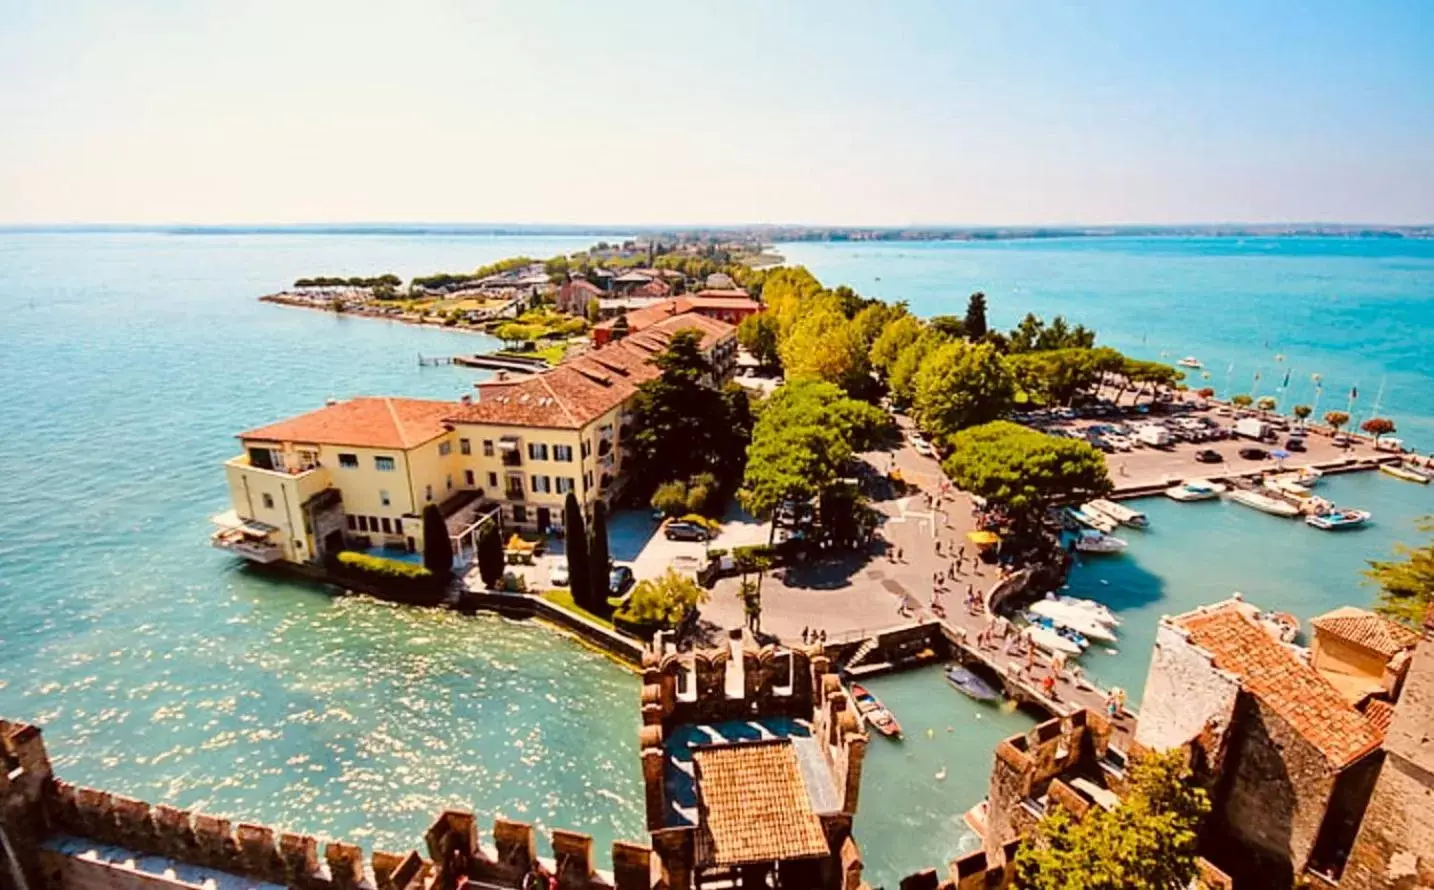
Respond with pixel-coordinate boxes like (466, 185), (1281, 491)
(337, 551), (433, 580)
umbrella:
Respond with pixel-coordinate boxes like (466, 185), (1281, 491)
(1271, 449), (1290, 460)
(967, 530), (1001, 546)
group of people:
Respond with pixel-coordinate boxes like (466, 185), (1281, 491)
(800, 626), (828, 645)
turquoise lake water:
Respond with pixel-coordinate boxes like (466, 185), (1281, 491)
(0, 232), (1430, 889)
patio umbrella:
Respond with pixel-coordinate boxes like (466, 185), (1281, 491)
(1271, 449), (1291, 460)
(967, 530), (1001, 546)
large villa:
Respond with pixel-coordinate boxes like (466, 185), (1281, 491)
(211, 306), (739, 568)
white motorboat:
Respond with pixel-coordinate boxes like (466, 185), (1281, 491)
(1047, 594), (1122, 627)
(1306, 509), (1372, 531)
(1264, 475), (1314, 500)
(1028, 600), (1119, 642)
(1066, 506), (1118, 533)
(1074, 530), (1128, 554)
(1165, 478), (1226, 502)
(1381, 463), (1432, 484)
(1086, 499), (1149, 529)
(1227, 489), (1301, 518)
(1024, 625), (1084, 657)
(1177, 356), (1203, 368)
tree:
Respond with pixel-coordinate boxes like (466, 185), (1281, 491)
(1196, 387), (1216, 399)
(585, 297), (600, 322)
(1293, 404), (1313, 423)
(477, 525), (503, 589)
(869, 314), (923, 376)
(1255, 396), (1277, 413)
(1325, 410), (1350, 434)
(1007, 348), (1102, 407)
(1013, 749), (1210, 890)
(588, 500), (611, 602)
(912, 341), (1016, 439)
(850, 301), (907, 350)
(651, 481), (689, 517)
(963, 291), (989, 341)
(942, 421), (1110, 525)
(1231, 393), (1254, 408)
(740, 579), (761, 632)
(563, 493), (593, 609)
(737, 312), (781, 369)
(421, 504), (453, 581)
(613, 569), (709, 629)
(1361, 417), (1396, 443)
(928, 315), (967, 339)
(1366, 518), (1434, 627)
(887, 329), (948, 408)
(779, 299), (869, 392)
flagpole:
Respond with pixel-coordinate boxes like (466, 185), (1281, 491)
(1367, 377), (1386, 426)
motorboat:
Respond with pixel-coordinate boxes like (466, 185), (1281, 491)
(1074, 530), (1128, 554)
(1024, 625), (1084, 657)
(1165, 478), (1227, 502)
(1381, 463), (1431, 484)
(1028, 615), (1090, 649)
(1226, 489), (1301, 517)
(945, 665), (1002, 702)
(850, 684), (902, 738)
(1086, 499), (1149, 529)
(1046, 594), (1122, 626)
(1290, 467), (1323, 486)
(1264, 475), (1314, 500)
(1065, 506), (1118, 533)
(1306, 509), (1372, 531)
(1177, 356), (1203, 368)
(1028, 600), (1118, 642)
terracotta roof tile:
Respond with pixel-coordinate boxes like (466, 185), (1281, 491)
(1176, 603), (1383, 768)
(1312, 607), (1421, 658)
(1363, 699), (1397, 737)
(692, 289), (756, 301)
(694, 740), (828, 867)
(239, 397), (459, 449)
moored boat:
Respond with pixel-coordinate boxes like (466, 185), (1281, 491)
(1024, 625), (1084, 657)
(1086, 499), (1149, 529)
(851, 684), (902, 738)
(1047, 594), (1122, 626)
(1028, 600), (1119, 642)
(1065, 506), (1118, 533)
(1074, 529), (1128, 553)
(1227, 489), (1301, 517)
(1178, 356), (1203, 368)
(945, 665), (1002, 702)
(1306, 509), (1372, 530)
(1165, 478), (1226, 502)
(1381, 463), (1431, 484)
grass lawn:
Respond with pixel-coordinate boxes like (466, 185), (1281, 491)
(540, 588), (615, 630)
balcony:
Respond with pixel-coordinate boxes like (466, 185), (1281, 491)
(209, 512), (284, 563)
(501, 452), (523, 468)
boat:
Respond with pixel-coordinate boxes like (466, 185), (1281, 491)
(945, 665), (1002, 702)
(1074, 530), (1128, 554)
(850, 684), (902, 738)
(1024, 625), (1084, 657)
(1027, 614), (1094, 649)
(1046, 594), (1122, 626)
(1264, 475), (1314, 500)
(1029, 601), (1118, 641)
(1165, 478), (1226, 502)
(1306, 509), (1372, 530)
(1086, 499), (1149, 529)
(1381, 463), (1432, 484)
(1065, 506), (1118, 533)
(1177, 356), (1203, 368)
(1226, 489), (1301, 517)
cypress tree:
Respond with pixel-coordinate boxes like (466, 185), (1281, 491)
(588, 500), (611, 609)
(964, 291), (988, 341)
(563, 492), (592, 608)
(421, 504), (453, 581)
(477, 525), (504, 589)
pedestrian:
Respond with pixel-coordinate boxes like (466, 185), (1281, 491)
(935, 539), (942, 556)
(1041, 674), (1057, 701)
(801, 626), (810, 644)
(896, 546), (903, 562)
(819, 629), (827, 644)
(1024, 645), (1036, 676)
(958, 545), (966, 562)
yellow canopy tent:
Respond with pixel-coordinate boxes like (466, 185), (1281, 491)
(966, 530), (1001, 547)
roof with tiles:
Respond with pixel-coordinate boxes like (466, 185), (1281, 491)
(238, 397), (460, 449)
(1362, 699), (1397, 737)
(693, 740), (828, 867)
(594, 298), (746, 339)
(1312, 607), (1421, 658)
(448, 365), (637, 430)
(640, 311), (734, 350)
(1174, 602), (1384, 768)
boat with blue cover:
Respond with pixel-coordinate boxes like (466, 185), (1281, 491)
(945, 665), (1002, 702)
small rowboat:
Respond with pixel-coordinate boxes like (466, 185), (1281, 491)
(946, 665), (1002, 702)
(851, 684), (902, 738)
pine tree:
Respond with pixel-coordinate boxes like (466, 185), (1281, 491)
(477, 524), (504, 589)
(421, 504), (453, 581)
(588, 500), (611, 609)
(964, 291), (989, 341)
(563, 492), (592, 608)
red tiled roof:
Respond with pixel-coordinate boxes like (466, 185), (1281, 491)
(1312, 607), (1421, 658)
(564, 278), (603, 295)
(1176, 603), (1384, 768)
(1363, 699), (1397, 737)
(594, 300), (738, 346)
(692, 289), (756, 301)
(694, 741), (828, 867)
(239, 397), (460, 449)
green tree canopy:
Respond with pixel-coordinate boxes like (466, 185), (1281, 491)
(963, 291), (989, 340)
(477, 525), (503, 589)
(869, 314), (923, 376)
(588, 500), (611, 605)
(850, 302), (908, 350)
(1013, 749), (1210, 890)
(1007, 348), (1112, 407)
(1293, 404), (1313, 420)
(888, 328), (950, 408)
(779, 298), (870, 392)
(737, 312), (781, 369)
(1366, 518), (1434, 626)
(942, 421), (1110, 520)
(1325, 410), (1350, 431)
(1008, 312), (1097, 354)
(1231, 393), (1254, 408)
(1256, 396), (1277, 412)
(614, 569), (710, 629)
(912, 340), (1016, 438)
(421, 504), (453, 581)
(563, 493), (594, 609)
(1361, 417), (1396, 441)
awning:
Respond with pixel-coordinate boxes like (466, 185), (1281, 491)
(210, 509), (278, 537)
(497, 436), (521, 451)
(967, 530), (1001, 546)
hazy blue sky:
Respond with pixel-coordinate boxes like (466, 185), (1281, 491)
(1, 0), (1430, 225)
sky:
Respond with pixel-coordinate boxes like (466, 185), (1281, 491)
(1, 0), (1431, 226)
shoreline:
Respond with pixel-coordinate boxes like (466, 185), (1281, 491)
(259, 292), (507, 337)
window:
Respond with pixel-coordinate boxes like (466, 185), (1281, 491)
(357, 516), (369, 532)
(527, 442), (549, 461)
(375, 456), (396, 472)
(531, 475), (551, 494)
(464, 470), (475, 486)
(338, 453), (359, 469)
(581, 439), (592, 459)
(512, 505), (528, 523)
(488, 472), (498, 487)
(425, 484), (433, 502)
(346, 515), (357, 530)
(438, 441), (452, 457)
(556, 477), (575, 494)
(584, 471), (593, 490)
(446, 474), (453, 491)
(368, 516), (379, 532)
(460, 438), (471, 456)
(393, 518), (403, 535)
(379, 490), (390, 507)
(297, 450), (319, 470)
(261, 493), (275, 509)
(381, 517), (392, 534)
(483, 440), (494, 457)
(553, 444), (573, 462)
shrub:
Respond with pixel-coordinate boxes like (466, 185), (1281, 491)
(613, 569), (709, 630)
(679, 513), (721, 533)
(336, 551), (434, 580)
(652, 481), (689, 517)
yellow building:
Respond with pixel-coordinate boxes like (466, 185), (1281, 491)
(213, 314), (737, 567)
(1309, 606), (1420, 704)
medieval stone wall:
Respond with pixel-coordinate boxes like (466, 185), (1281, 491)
(1135, 622), (1240, 762)
(1340, 754), (1434, 890)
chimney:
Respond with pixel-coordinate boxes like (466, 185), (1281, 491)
(325, 398), (338, 407)
(460, 394), (472, 405)
(496, 370), (508, 382)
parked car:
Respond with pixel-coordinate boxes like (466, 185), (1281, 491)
(609, 565), (635, 596)
(1238, 447), (1269, 460)
(1284, 437), (1307, 452)
(549, 563), (570, 587)
(1195, 449), (1224, 463)
(664, 520), (710, 542)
